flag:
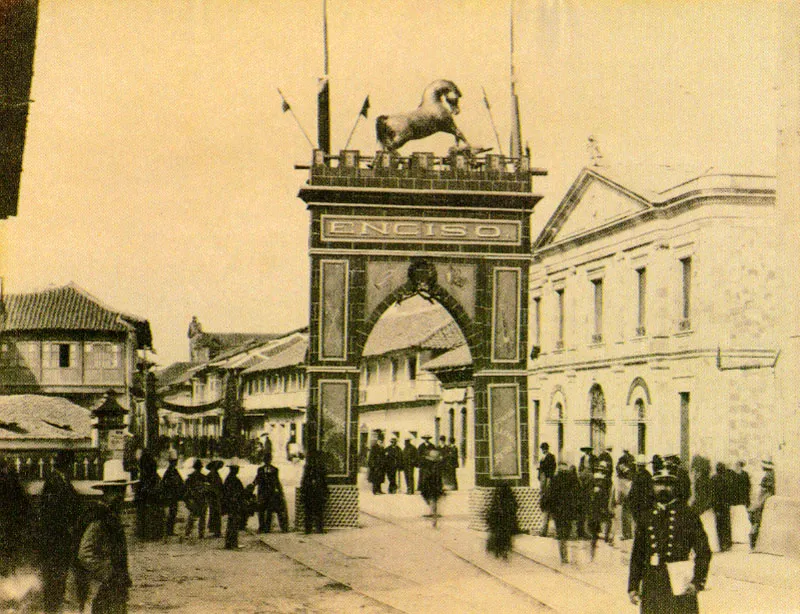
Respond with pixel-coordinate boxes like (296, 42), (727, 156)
(359, 96), (370, 118)
(278, 89), (291, 113)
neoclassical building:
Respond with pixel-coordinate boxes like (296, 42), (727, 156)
(528, 166), (779, 471)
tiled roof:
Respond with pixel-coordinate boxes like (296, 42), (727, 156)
(422, 344), (472, 371)
(362, 300), (466, 357)
(155, 362), (200, 389)
(0, 395), (92, 441)
(420, 321), (466, 350)
(243, 336), (308, 374)
(0, 283), (152, 347)
(195, 332), (281, 352)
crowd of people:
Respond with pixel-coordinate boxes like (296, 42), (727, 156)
(366, 434), (460, 513)
(0, 442), (332, 613)
(535, 443), (776, 564)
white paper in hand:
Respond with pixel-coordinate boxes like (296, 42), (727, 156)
(667, 560), (695, 595)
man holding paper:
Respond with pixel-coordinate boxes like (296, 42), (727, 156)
(628, 463), (712, 613)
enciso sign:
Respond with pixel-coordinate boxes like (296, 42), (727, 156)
(321, 215), (521, 245)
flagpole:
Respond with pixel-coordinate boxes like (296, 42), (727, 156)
(278, 88), (315, 148)
(482, 86), (504, 156)
(509, 0), (523, 159)
(343, 96), (369, 150)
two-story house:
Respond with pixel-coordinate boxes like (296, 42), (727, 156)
(528, 166), (779, 472)
(240, 331), (308, 461)
(0, 282), (152, 408)
(358, 297), (472, 455)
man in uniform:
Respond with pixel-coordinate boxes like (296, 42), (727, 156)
(628, 464), (711, 613)
(665, 455), (691, 505)
(629, 454), (654, 529)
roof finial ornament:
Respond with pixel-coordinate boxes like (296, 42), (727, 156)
(587, 134), (604, 166)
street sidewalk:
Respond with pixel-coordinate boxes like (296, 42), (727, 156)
(356, 484), (800, 613)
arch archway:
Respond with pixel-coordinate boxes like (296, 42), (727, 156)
(300, 162), (540, 525)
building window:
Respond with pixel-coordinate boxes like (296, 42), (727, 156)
(58, 343), (71, 368)
(636, 267), (647, 336)
(591, 279), (603, 343)
(391, 357), (400, 382)
(680, 257), (692, 329)
(408, 355), (417, 381)
(533, 296), (541, 347)
(556, 288), (565, 349)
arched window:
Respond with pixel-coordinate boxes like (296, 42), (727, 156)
(556, 402), (565, 457)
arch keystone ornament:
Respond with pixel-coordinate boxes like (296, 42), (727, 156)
(299, 147), (543, 529)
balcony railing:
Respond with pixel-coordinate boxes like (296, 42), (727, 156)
(243, 389), (307, 411)
(359, 378), (441, 406)
(306, 149), (535, 193)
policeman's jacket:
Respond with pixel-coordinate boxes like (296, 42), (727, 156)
(628, 498), (711, 595)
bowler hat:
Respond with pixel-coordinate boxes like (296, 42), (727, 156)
(580, 446), (593, 453)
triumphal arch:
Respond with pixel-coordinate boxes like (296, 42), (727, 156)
(299, 148), (542, 527)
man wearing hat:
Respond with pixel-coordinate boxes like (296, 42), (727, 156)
(588, 460), (614, 558)
(665, 455), (691, 505)
(161, 449), (184, 537)
(540, 457), (579, 564)
(628, 464), (711, 614)
(39, 450), (81, 613)
(616, 450), (636, 540)
(402, 438), (418, 495)
(223, 462), (246, 549)
(417, 435), (436, 493)
(384, 437), (403, 494)
(184, 459), (208, 539)
(629, 454), (654, 529)
(537, 442), (556, 537)
(77, 461), (134, 614)
(749, 458), (775, 550)
(367, 433), (386, 495)
(576, 446), (596, 538)
(206, 460), (224, 538)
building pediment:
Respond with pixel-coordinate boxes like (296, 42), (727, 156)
(535, 169), (652, 249)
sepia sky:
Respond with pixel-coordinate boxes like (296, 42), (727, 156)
(0, 0), (780, 365)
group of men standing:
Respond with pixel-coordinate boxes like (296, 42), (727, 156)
(536, 442), (777, 613)
(367, 434), (459, 497)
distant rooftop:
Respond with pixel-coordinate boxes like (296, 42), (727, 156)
(362, 298), (467, 357)
(305, 149), (537, 193)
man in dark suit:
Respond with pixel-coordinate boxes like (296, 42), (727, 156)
(251, 451), (288, 532)
(537, 442), (556, 536)
(402, 438), (418, 494)
(628, 465), (712, 614)
(367, 434), (386, 495)
(629, 454), (654, 528)
(39, 450), (81, 613)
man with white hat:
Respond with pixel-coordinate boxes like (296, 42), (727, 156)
(77, 460), (136, 614)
